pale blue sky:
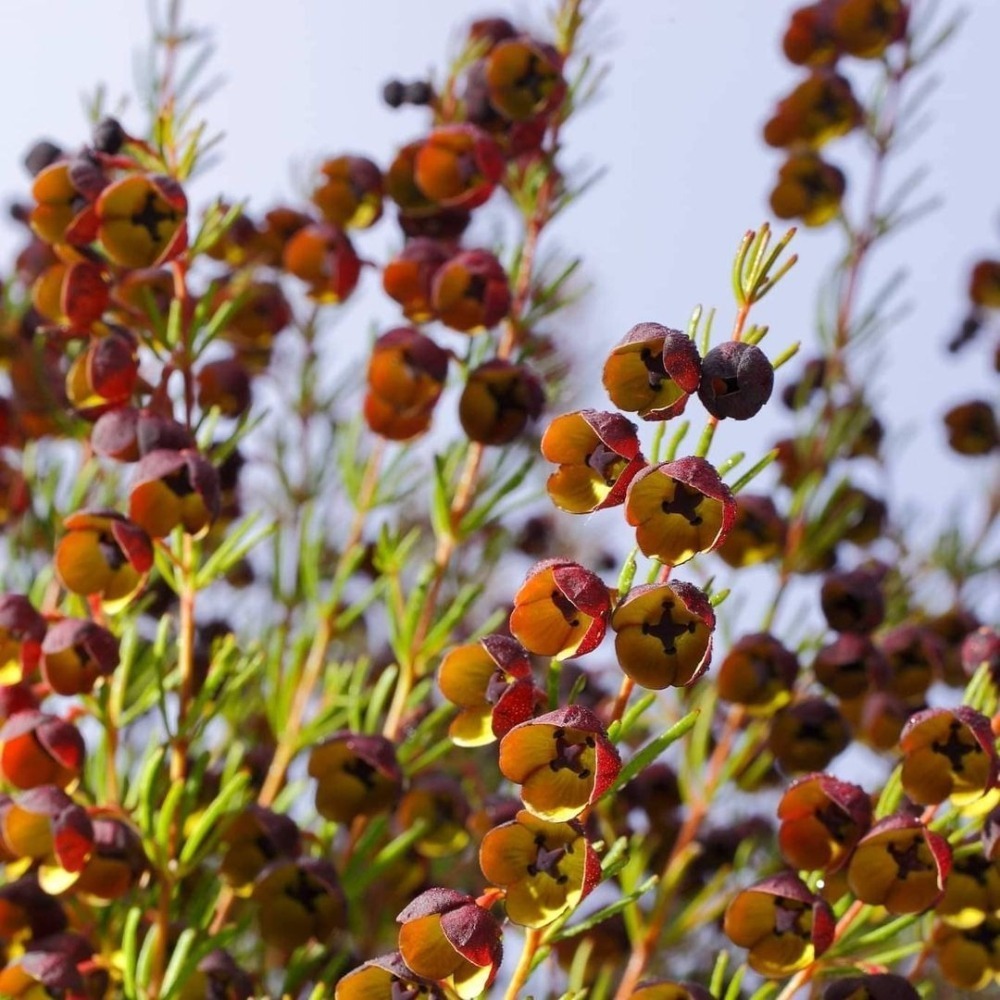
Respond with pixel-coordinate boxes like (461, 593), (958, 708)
(1, 0), (996, 616)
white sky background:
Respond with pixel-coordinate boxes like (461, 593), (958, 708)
(0, 0), (996, 621)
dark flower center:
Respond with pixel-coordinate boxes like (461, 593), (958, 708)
(886, 835), (931, 880)
(639, 346), (669, 391)
(527, 835), (569, 884)
(98, 533), (127, 571)
(549, 727), (594, 779)
(131, 191), (177, 242)
(815, 802), (854, 844)
(640, 600), (696, 656)
(585, 442), (627, 485)
(772, 897), (810, 937)
(343, 756), (377, 790)
(659, 481), (706, 526)
(550, 589), (581, 628)
(931, 719), (981, 773)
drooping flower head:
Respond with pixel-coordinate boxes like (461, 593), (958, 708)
(541, 409), (645, 514)
(624, 457), (735, 565)
(499, 705), (621, 822)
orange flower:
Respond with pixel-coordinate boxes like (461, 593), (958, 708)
(509, 559), (610, 659)
(196, 357), (252, 418)
(724, 872), (835, 977)
(311, 155), (384, 229)
(396, 776), (470, 858)
(382, 238), (450, 322)
(541, 409), (645, 514)
(219, 805), (300, 890)
(335, 953), (444, 1000)
(770, 153), (845, 227)
(812, 633), (888, 700)
(933, 918), (1000, 991)
(0, 875), (67, 941)
(879, 624), (944, 699)
(970, 259), (1000, 308)
(479, 809), (599, 927)
(944, 400), (998, 456)
(458, 360), (543, 445)
(54, 509), (152, 608)
(31, 260), (108, 331)
(128, 448), (220, 539)
(624, 457), (735, 565)
(308, 732), (403, 823)
(283, 223), (362, 304)
(95, 173), (188, 267)
(832, 0), (907, 59)
(55, 811), (146, 901)
(413, 125), (504, 210)
(0, 712), (85, 789)
(498, 706), (621, 822)
(847, 815), (951, 914)
(716, 631), (799, 711)
(611, 581), (715, 690)
(0, 786), (94, 875)
(0, 595), (47, 682)
(484, 38), (565, 121)
(216, 280), (293, 370)
(40, 618), (120, 697)
(251, 858), (345, 952)
(29, 157), (106, 247)
(602, 323), (702, 420)
(64, 327), (139, 416)
(768, 697), (850, 774)
(0, 932), (94, 999)
(364, 327), (450, 441)
(396, 888), (503, 999)
(437, 635), (536, 746)
(900, 706), (997, 806)
(936, 852), (1000, 929)
(782, 4), (840, 66)
(763, 71), (862, 149)
(431, 249), (511, 332)
(777, 773), (871, 872)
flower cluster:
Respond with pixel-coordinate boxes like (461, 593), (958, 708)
(0, 1), (992, 997)
(768, 0), (907, 225)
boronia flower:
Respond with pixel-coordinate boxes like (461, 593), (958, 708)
(396, 888), (503, 1000)
(723, 871), (835, 978)
(479, 810), (600, 927)
(307, 731), (403, 823)
(624, 456), (736, 565)
(846, 815), (951, 914)
(899, 706), (997, 806)
(54, 510), (153, 609)
(251, 858), (345, 952)
(128, 447), (220, 539)
(777, 772), (871, 872)
(610, 581), (715, 690)
(508, 559), (611, 659)
(541, 409), (645, 514)
(458, 360), (543, 446)
(437, 635), (535, 747)
(498, 705), (621, 822)
(716, 631), (799, 712)
(602, 322), (702, 420)
(95, 172), (188, 268)
(310, 154), (384, 230)
(335, 952), (444, 1000)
